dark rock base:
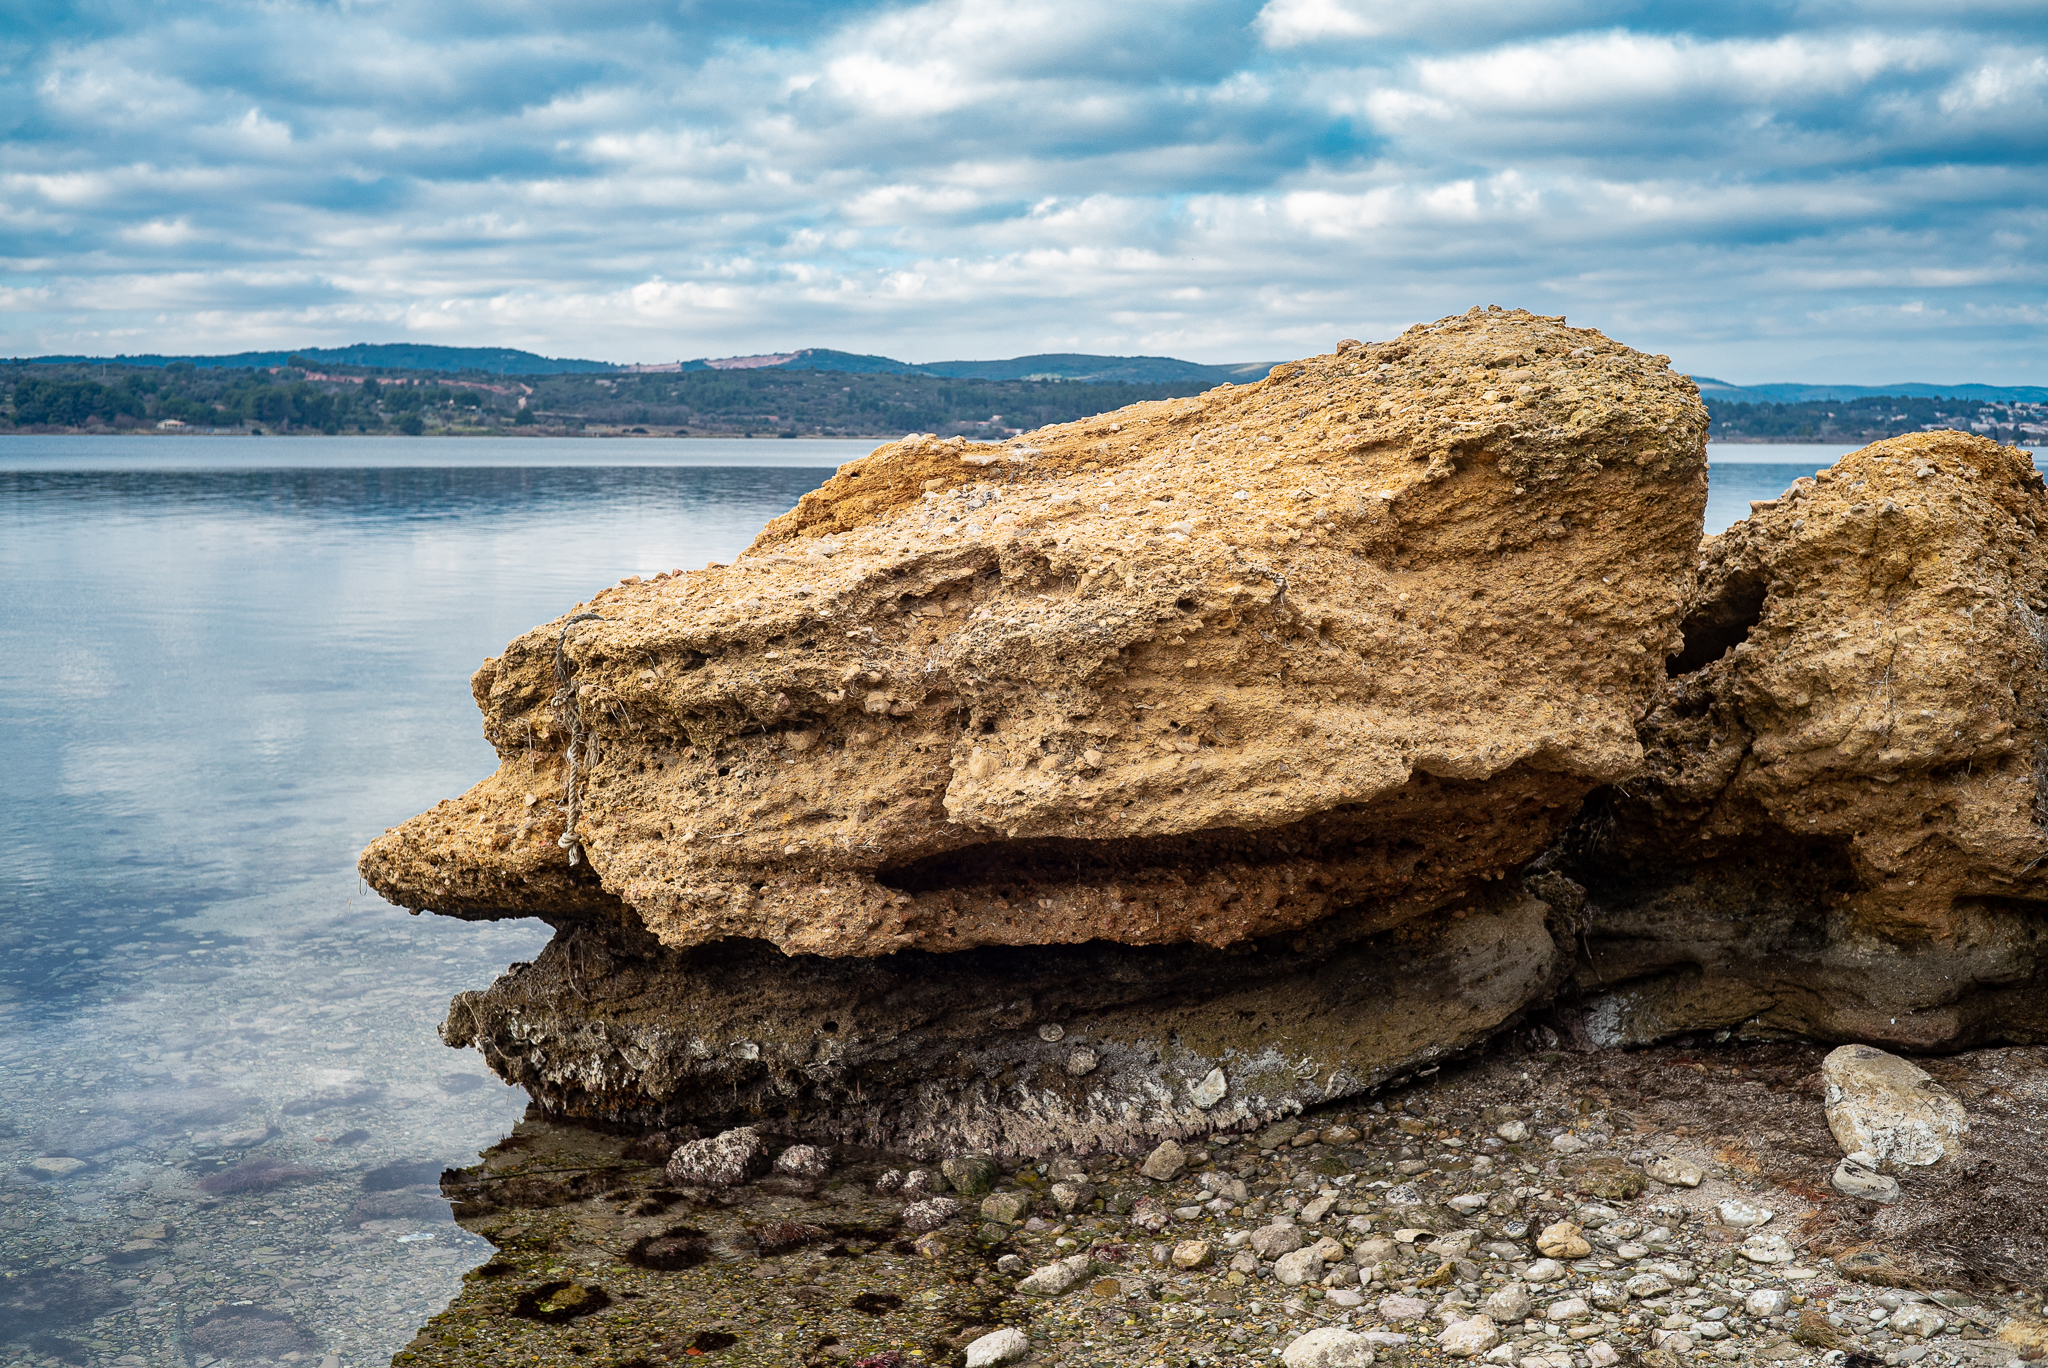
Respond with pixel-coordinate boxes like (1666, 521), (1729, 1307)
(441, 886), (1572, 1157)
(1549, 829), (2048, 1052)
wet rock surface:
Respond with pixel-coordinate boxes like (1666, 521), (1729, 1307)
(394, 1038), (2048, 1368)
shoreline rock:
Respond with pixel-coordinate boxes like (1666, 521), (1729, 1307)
(1555, 433), (2048, 1053)
(373, 306), (1714, 1149)
(363, 311), (2048, 1161)
(366, 306), (1704, 961)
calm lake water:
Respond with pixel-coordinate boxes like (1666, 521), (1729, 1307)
(0, 434), (2033, 1367)
(0, 437), (862, 1368)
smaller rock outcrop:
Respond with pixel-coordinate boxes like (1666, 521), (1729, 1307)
(1562, 432), (2048, 1052)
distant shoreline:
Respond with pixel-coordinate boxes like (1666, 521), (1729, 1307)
(1, 429), (2022, 445)
(0, 428), (883, 439)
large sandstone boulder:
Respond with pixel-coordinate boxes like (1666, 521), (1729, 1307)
(362, 307), (1706, 956)
(361, 307), (1711, 1150)
(1560, 432), (2048, 1050)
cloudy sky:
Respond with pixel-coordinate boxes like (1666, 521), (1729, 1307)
(3, 0), (2044, 380)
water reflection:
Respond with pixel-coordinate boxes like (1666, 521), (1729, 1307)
(0, 446), (849, 1367)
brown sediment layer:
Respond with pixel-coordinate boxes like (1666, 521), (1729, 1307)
(437, 881), (1574, 1156)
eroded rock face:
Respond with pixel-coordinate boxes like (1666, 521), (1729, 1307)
(438, 881), (1574, 1156)
(360, 307), (1707, 959)
(1562, 432), (2048, 1050)
(359, 307), (1723, 1150)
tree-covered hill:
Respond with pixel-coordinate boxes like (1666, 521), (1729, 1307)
(0, 359), (1224, 437)
(1704, 393), (2047, 445)
(13, 356), (2041, 445)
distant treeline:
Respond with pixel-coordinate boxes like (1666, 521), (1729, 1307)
(15, 359), (2048, 445)
(1706, 394), (2045, 444)
(8, 370), (494, 434)
(2, 358), (1217, 437)
(522, 368), (1207, 437)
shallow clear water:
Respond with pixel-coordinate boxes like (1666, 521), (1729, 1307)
(0, 437), (863, 1368)
(0, 434), (2033, 1367)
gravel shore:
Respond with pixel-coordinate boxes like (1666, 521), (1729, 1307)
(395, 1037), (2048, 1368)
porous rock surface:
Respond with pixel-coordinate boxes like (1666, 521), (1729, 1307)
(1558, 432), (2048, 1051)
(362, 308), (1712, 1151)
(440, 882), (1572, 1153)
(361, 306), (1707, 958)
(665, 1124), (769, 1188)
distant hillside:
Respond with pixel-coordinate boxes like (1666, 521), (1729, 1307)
(1, 356), (1225, 437)
(688, 348), (1279, 384)
(18, 344), (2034, 400)
(732, 349), (924, 375)
(21, 342), (1280, 383)
(1705, 390), (2046, 445)
(914, 353), (1276, 384)
(25, 343), (619, 375)
(1696, 376), (2048, 404)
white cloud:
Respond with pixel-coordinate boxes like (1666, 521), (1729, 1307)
(824, 53), (983, 117)
(2, 0), (2045, 382)
(120, 218), (198, 246)
(232, 107), (295, 149)
(1254, 0), (1377, 47)
(1256, 0), (1620, 47)
(1370, 30), (1946, 123)
(1937, 53), (2048, 113)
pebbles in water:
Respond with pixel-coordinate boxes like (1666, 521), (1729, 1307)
(627, 1227), (713, 1270)
(362, 1158), (451, 1191)
(899, 1197), (960, 1233)
(187, 1307), (320, 1359)
(282, 1081), (385, 1115)
(510, 1281), (611, 1324)
(195, 1156), (321, 1194)
(22, 1156), (88, 1179)
(774, 1143), (832, 1179)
